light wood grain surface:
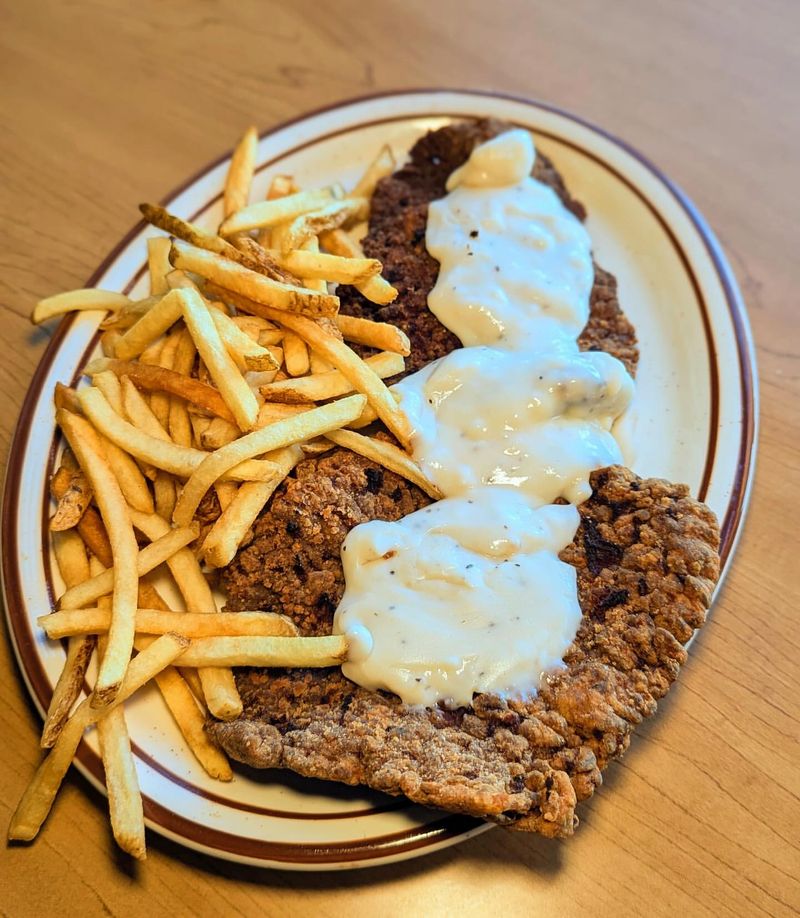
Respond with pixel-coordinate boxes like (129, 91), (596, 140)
(1, 1), (798, 915)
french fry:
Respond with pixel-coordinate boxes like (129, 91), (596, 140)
(58, 524), (198, 610)
(180, 288), (260, 430)
(50, 469), (92, 532)
(113, 288), (185, 360)
(41, 635), (95, 750)
(347, 402), (380, 429)
(176, 635), (347, 668)
(201, 446), (302, 568)
(100, 296), (162, 332)
(148, 331), (179, 427)
(96, 629), (145, 860)
(282, 331), (309, 377)
(280, 199), (368, 253)
(223, 125), (258, 219)
(91, 369), (125, 416)
(150, 662), (232, 781)
(297, 233), (327, 295)
(352, 144), (395, 199)
(231, 236), (301, 285)
(147, 238), (172, 296)
(219, 187), (337, 236)
(57, 410), (139, 706)
(210, 307), (280, 372)
(260, 351), (404, 403)
(168, 327), (197, 448)
(334, 314), (410, 356)
(87, 356), (238, 425)
(204, 285), (412, 447)
(140, 202), (265, 272)
(261, 248), (381, 284)
(153, 472), (177, 519)
(128, 510), (242, 721)
(8, 633), (188, 843)
(256, 402), (310, 426)
(120, 375), (170, 441)
(53, 382), (82, 414)
(32, 289), (131, 326)
(320, 229), (398, 304)
(98, 433), (154, 514)
(325, 429), (443, 500)
(199, 417), (240, 450)
(41, 529), (95, 748)
(258, 327), (284, 347)
(309, 352), (334, 374)
(78, 388), (278, 481)
(133, 631), (233, 781)
(213, 480), (238, 512)
(41, 607), (298, 640)
(50, 470), (113, 566)
(169, 240), (339, 317)
(172, 394), (366, 527)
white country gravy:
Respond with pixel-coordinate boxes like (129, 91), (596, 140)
(334, 130), (634, 707)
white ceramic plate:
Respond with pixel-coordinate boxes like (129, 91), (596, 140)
(2, 90), (757, 870)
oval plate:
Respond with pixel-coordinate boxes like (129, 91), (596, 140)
(1, 90), (757, 870)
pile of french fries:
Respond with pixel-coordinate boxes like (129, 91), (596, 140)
(12, 127), (442, 860)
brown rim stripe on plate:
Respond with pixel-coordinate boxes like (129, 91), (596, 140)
(2, 89), (757, 865)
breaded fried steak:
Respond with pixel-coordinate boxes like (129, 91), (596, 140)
(212, 121), (720, 836)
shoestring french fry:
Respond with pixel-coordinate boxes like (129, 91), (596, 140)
(57, 410), (139, 707)
(97, 433), (154, 514)
(231, 235), (301, 285)
(137, 645), (233, 782)
(219, 186), (337, 236)
(91, 369), (125, 415)
(282, 330), (309, 377)
(181, 289), (260, 431)
(176, 635), (348, 669)
(213, 480), (238, 511)
(223, 125), (258, 220)
(169, 240), (339, 317)
(260, 351), (404, 403)
(41, 607), (299, 640)
(8, 633), (188, 843)
(260, 247), (382, 284)
(325, 428), (443, 500)
(32, 289), (131, 325)
(147, 237), (172, 296)
(201, 445), (303, 568)
(351, 144), (396, 199)
(50, 468), (92, 532)
(41, 529), (95, 748)
(50, 470), (113, 567)
(95, 625), (145, 860)
(333, 314), (411, 355)
(153, 472), (177, 519)
(172, 394), (366, 527)
(199, 417), (240, 450)
(280, 199), (368, 253)
(168, 327), (198, 447)
(113, 287), (186, 360)
(120, 376), (171, 441)
(320, 228), (398, 304)
(209, 308), (279, 372)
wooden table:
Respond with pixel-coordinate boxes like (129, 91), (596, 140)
(1, 1), (798, 914)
